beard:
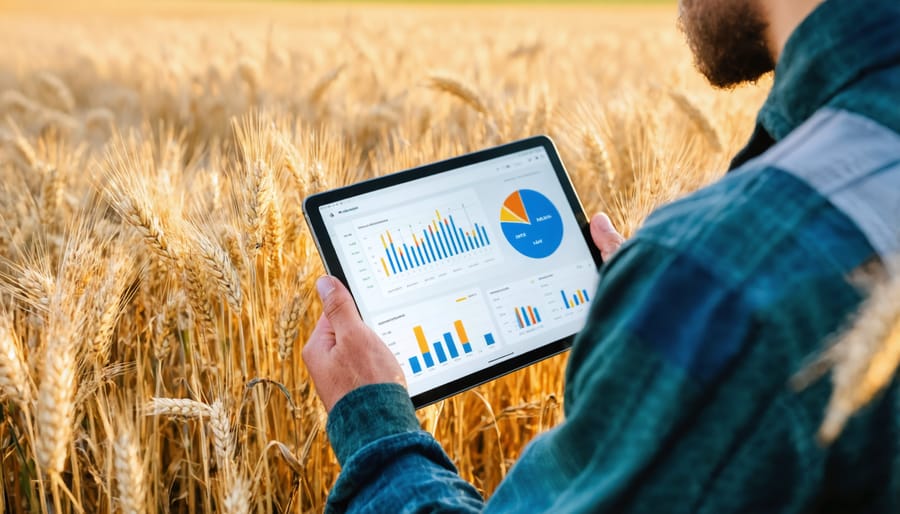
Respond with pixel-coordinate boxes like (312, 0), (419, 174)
(678, 0), (775, 88)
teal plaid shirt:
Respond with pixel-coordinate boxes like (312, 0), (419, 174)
(323, 1), (900, 512)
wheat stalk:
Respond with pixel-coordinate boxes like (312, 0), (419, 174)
(35, 332), (77, 476)
(209, 399), (234, 467)
(113, 423), (147, 514)
(427, 74), (489, 116)
(144, 397), (211, 418)
(193, 230), (242, 314)
(813, 266), (900, 443)
(583, 128), (615, 194)
(35, 72), (75, 113)
(668, 90), (723, 152)
(0, 314), (31, 406)
(221, 471), (251, 514)
(277, 293), (303, 361)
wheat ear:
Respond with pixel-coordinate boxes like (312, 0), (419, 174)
(0, 314), (31, 405)
(427, 74), (489, 115)
(35, 334), (77, 476)
(668, 90), (722, 152)
(144, 398), (211, 418)
(114, 423), (147, 514)
(816, 269), (900, 443)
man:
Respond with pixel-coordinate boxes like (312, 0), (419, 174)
(304, 0), (900, 511)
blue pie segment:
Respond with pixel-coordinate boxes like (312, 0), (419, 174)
(500, 189), (564, 259)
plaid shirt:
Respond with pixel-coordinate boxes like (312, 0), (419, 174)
(323, 1), (900, 512)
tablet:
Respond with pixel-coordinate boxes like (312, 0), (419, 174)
(303, 136), (602, 408)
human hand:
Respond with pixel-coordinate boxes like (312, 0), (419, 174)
(590, 213), (625, 261)
(302, 276), (406, 413)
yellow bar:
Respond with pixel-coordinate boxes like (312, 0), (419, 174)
(380, 234), (387, 249)
(388, 231), (394, 244)
(577, 290), (586, 304)
(454, 320), (469, 344)
(414, 326), (430, 354)
(435, 209), (441, 221)
(381, 258), (390, 276)
(455, 297), (467, 303)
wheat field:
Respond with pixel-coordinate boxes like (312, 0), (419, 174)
(0, 1), (853, 512)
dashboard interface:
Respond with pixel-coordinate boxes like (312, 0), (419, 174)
(318, 146), (599, 398)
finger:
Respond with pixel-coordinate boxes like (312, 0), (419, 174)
(590, 213), (626, 262)
(316, 276), (365, 332)
(302, 314), (335, 368)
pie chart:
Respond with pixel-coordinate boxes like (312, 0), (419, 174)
(500, 189), (564, 259)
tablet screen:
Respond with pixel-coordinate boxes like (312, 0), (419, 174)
(317, 145), (600, 400)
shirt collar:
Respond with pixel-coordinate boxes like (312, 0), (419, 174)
(758, 0), (900, 141)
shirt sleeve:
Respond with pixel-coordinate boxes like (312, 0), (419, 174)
(325, 383), (485, 514)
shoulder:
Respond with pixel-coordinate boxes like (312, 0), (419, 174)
(637, 109), (898, 300)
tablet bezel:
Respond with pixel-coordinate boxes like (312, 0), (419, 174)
(303, 135), (603, 408)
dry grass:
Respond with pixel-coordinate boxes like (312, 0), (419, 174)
(0, 2), (892, 513)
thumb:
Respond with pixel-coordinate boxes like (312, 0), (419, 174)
(316, 276), (364, 329)
(590, 213), (625, 262)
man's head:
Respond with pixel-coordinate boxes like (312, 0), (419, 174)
(678, 0), (775, 88)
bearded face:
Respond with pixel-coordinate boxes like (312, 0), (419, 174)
(678, 0), (776, 88)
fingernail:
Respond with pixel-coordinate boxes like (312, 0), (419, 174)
(316, 276), (335, 300)
(594, 212), (614, 231)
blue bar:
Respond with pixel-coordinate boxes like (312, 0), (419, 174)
(485, 333), (495, 346)
(440, 221), (456, 255)
(561, 291), (570, 309)
(583, 289), (591, 302)
(476, 223), (485, 246)
(424, 230), (437, 261)
(521, 307), (531, 327)
(573, 294), (580, 306)
(443, 333), (459, 358)
(462, 343), (473, 354)
(459, 228), (470, 251)
(391, 243), (401, 272)
(468, 233), (477, 250)
(417, 243), (427, 264)
(409, 357), (422, 374)
(423, 352), (435, 368)
(411, 244), (421, 267)
(480, 226), (490, 245)
(428, 231), (447, 259)
(427, 229), (440, 259)
(434, 342), (447, 363)
(385, 248), (397, 274)
(450, 216), (464, 252)
(534, 308), (542, 323)
(401, 246), (411, 270)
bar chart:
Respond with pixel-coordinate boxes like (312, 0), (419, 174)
(356, 190), (502, 297)
(514, 306), (542, 329)
(379, 209), (492, 277)
(561, 288), (591, 309)
(407, 319), (497, 374)
(374, 289), (501, 384)
(488, 260), (599, 342)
